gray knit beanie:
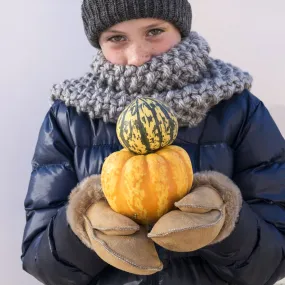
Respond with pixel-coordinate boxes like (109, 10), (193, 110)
(81, 0), (192, 49)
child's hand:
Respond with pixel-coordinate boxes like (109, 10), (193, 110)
(148, 171), (242, 252)
(67, 174), (162, 275)
(84, 200), (163, 275)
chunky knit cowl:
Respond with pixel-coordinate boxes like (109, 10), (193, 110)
(51, 32), (253, 127)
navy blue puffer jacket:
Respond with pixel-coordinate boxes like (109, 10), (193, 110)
(21, 89), (285, 285)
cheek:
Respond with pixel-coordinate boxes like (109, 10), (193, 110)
(151, 34), (181, 56)
(101, 47), (127, 65)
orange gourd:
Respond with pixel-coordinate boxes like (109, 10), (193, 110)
(101, 145), (193, 225)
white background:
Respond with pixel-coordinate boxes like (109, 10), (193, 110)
(0, 1), (284, 284)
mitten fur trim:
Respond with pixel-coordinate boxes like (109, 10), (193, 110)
(66, 175), (105, 249)
(193, 171), (243, 244)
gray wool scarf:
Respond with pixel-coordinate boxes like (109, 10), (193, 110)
(50, 32), (253, 127)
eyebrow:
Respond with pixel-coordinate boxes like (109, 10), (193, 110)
(106, 20), (166, 34)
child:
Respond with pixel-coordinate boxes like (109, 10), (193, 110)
(21, 1), (285, 284)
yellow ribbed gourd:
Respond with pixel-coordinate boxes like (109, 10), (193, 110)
(116, 97), (178, 155)
(101, 145), (193, 225)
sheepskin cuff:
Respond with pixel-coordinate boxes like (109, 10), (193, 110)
(66, 175), (104, 249)
(193, 171), (243, 243)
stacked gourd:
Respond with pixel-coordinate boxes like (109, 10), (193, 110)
(101, 97), (193, 225)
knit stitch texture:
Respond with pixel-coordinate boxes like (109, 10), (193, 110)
(50, 32), (253, 127)
(81, 0), (192, 48)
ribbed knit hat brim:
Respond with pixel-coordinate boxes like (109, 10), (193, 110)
(81, 0), (192, 49)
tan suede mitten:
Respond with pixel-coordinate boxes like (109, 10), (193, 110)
(148, 171), (243, 252)
(67, 175), (163, 275)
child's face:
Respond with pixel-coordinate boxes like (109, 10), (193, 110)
(99, 18), (181, 66)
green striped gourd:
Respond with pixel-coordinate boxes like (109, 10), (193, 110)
(116, 97), (178, 154)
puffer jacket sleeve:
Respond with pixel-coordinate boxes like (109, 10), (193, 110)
(21, 101), (107, 285)
(199, 94), (285, 285)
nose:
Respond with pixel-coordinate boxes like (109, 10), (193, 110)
(127, 44), (152, 66)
